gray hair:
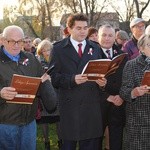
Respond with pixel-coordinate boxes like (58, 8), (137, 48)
(33, 38), (42, 46)
(137, 34), (150, 49)
(98, 24), (115, 36)
(2, 25), (24, 39)
(98, 24), (115, 34)
(116, 30), (129, 40)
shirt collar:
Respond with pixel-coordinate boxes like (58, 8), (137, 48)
(70, 37), (86, 52)
(2, 48), (20, 62)
(102, 47), (113, 57)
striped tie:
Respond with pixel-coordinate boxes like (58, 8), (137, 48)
(106, 49), (111, 59)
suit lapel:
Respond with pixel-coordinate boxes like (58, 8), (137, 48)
(112, 44), (122, 58)
(112, 49), (118, 58)
(78, 40), (99, 72)
(62, 38), (81, 64)
(100, 44), (121, 59)
(62, 38), (100, 72)
(99, 47), (108, 59)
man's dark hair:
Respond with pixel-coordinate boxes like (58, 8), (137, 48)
(67, 13), (88, 29)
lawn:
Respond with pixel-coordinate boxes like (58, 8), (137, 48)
(36, 123), (59, 150)
(36, 123), (105, 150)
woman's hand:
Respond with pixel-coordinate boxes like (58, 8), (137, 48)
(131, 85), (149, 98)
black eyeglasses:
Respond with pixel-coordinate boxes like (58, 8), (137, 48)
(6, 39), (24, 46)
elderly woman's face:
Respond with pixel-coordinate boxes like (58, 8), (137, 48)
(142, 40), (150, 57)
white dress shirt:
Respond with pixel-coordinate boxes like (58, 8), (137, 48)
(70, 37), (86, 53)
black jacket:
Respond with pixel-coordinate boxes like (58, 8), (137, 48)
(0, 48), (57, 125)
(50, 37), (103, 140)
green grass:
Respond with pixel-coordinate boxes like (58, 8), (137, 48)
(36, 123), (106, 150)
(36, 123), (59, 150)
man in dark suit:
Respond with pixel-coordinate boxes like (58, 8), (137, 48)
(49, 13), (107, 150)
(98, 24), (127, 150)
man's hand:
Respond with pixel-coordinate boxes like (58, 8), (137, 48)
(107, 95), (115, 103)
(112, 95), (124, 106)
(107, 95), (124, 106)
(95, 77), (107, 87)
(0, 87), (17, 100)
(75, 74), (88, 85)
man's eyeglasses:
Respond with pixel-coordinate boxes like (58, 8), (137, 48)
(134, 25), (145, 29)
(6, 39), (24, 46)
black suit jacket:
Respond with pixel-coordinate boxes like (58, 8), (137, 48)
(99, 44), (127, 127)
(50, 37), (103, 140)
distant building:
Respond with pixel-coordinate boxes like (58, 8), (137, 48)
(95, 12), (119, 28)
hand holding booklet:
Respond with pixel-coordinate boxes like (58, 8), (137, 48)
(8, 74), (42, 104)
(141, 71), (150, 92)
(82, 53), (127, 81)
(8, 65), (55, 104)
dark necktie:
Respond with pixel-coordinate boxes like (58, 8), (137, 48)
(106, 49), (111, 59)
(78, 43), (82, 57)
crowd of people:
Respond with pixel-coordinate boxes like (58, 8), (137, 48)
(0, 13), (150, 150)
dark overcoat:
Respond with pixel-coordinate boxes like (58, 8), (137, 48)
(99, 45), (127, 150)
(50, 37), (103, 140)
(0, 48), (57, 125)
(99, 45), (127, 127)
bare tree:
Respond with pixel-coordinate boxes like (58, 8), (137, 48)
(134, 0), (150, 18)
(107, 0), (150, 32)
(59, 0), (108, 26)
(108, 0), (135, 23)
(3, 0), (150, 40)
(108, 0), (150, 20)
(10, 0), (61, 40)
(17, 0), (41, 37)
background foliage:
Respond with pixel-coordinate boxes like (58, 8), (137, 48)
(1, 0), (150, 40)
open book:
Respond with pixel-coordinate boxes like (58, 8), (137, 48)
(141, 71), (150, 92)
(8, 74), (42, 104)
(82, 53), (127, 81)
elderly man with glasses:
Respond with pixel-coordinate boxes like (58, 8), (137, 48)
(0, 25), (57, 150)
(122, 18), (145, 60)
